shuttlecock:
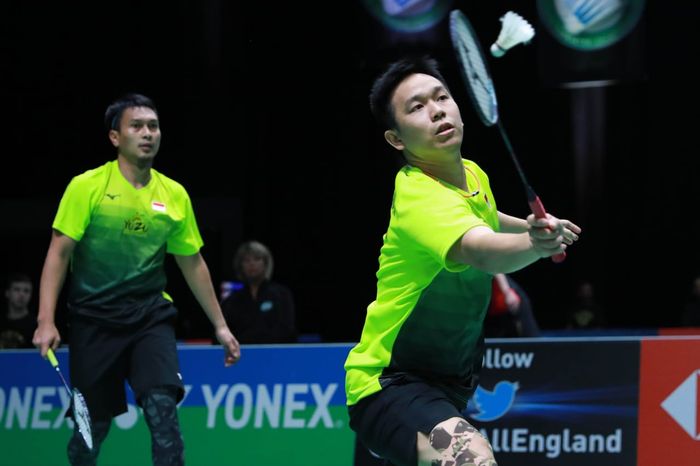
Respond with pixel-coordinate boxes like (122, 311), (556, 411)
(554, 0), (625, 35)
(490, 11), (535, 58)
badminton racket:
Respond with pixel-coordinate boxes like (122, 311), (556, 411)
(46, 348), (93, 450)
(448, 9), (566, 263)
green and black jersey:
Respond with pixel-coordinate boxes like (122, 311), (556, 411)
(53, 160), (203, 325)
(345, 159), (499, 406)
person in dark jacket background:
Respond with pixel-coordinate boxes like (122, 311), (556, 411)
(222, 240), (297, 343)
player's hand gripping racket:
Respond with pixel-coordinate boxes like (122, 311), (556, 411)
(46, 348), (93, 450)
(448, 9), (566, 263)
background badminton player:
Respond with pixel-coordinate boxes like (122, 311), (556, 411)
(33, 93), (241, 466)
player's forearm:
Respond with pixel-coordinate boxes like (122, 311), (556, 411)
(450, 227), (541, 274)
(497, 211), (528, 233)
(176, 254), (227, 329)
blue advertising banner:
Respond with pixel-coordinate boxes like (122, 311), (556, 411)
(464, 339), (640, 466)
(0, 344), (355, 466)
(3, 337), (696, 466)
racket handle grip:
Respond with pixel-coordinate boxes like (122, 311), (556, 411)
(528, 196), (566, 263)
(47, 348), (59, 368)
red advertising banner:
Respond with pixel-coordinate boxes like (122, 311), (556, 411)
(638, 337), (700, 466)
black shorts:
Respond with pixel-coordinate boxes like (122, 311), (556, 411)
(68, 303), (184, 420)
(349, 377), (472, 466)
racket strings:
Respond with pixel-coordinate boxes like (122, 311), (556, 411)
(73, 391), (94, 449)
(450, 11), (498, 126)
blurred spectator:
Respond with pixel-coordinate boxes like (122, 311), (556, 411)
(566, 280), (606, 330)
(1, 273), (35, 348)
(681, 275), (700, 326)
(484, 273), (540, 338)
(221, 241), (297, 343)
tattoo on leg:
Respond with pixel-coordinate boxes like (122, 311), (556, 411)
(428, 419), (497, 466)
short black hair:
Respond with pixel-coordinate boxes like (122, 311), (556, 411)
(104, 93), (158, 131)
(369, 55), (450, 130)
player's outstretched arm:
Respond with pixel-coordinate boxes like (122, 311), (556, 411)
(448, 214), (580, 274)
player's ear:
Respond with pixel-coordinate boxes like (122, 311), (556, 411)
(108, 129), (120, 148)
(384, 130), (404, 151)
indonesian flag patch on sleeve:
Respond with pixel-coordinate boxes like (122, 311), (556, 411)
(151, 201), (166, 212)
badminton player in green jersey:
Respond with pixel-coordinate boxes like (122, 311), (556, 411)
(344, 57), (581, 466)
(33, 94), (241, 466)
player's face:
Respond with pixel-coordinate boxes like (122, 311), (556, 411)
(5, 281), (32, 309)
(109, 106), (161, 164)
(386, 73), (463, 159)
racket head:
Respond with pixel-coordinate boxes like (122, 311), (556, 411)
(449, 10), (499, 126)
(72, 389), (93, 450)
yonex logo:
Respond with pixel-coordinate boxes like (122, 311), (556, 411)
(661, 369), (700, 440)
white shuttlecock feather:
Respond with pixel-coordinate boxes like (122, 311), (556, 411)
(490, 11), (535, 58)
(554, 0), (625, 35)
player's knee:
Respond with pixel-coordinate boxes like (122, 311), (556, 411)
(142, 386), (179, 426)
(142, 387), (184, 466)
(427, 417), (497, 466)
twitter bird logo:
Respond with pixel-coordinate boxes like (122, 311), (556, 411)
(469, 381), (519, 422)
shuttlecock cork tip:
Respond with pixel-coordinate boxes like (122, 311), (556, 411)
(490, 43), (506, 58)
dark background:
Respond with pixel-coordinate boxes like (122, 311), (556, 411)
(1, 1), (698, 341)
